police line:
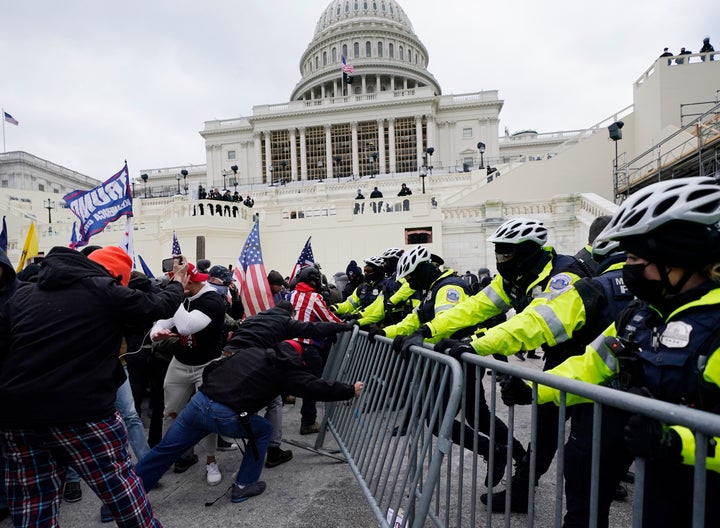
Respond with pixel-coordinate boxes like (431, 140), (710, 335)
(315, 329), (720, 528)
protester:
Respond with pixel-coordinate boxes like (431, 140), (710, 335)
(0, 246), (187, 527)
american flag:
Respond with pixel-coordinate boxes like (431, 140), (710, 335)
(172, 231), (182, 256)
(289, 236), (315, 282)
(119, 217), (136, 269)
(233, 221), (273, 316)
(341, 56), (355, 74)
(3, 112), (18, 126)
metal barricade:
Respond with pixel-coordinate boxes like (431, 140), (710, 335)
(316, 328), (463, 528)
(458, 353), (720, 528)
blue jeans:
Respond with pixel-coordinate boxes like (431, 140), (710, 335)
(135, 392), (271, 491)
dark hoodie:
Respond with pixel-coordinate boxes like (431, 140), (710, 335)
(200, 341), (355, 415)
(0, 246), (185, 427)
(0, 249), (19, 308)
(224, 304), (351, 353)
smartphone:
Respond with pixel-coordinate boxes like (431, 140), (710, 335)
(161, 256), (183, 272)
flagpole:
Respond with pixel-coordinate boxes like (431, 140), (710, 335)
(2, 107), (6, 153)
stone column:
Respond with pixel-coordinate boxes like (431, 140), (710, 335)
(426, 115), (435, 156)
(264, 131), (272, 183)
(299, 127), (307, 181)
(361, 74), (366, 94)
(325, 124), (333, 181)
(415, 115), (424, 169)
(388, 118), (396, 174)
(253, 132), (262, 186)
(351, 121), (359, 178)
(377, 119), (385, 175)
(289, 128), (298, 182)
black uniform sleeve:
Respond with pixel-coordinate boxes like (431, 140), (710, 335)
(282, 369), (355, 402)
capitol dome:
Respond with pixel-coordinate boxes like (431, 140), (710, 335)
(290, 0), (441, 100)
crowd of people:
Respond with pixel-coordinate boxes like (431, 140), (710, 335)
(660, 36), (714, 64)
(1, 176), (720, 527)
(198, 185), (254, 208)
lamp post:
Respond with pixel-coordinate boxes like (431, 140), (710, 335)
(269, 166), (274, 186)
(317, 159), (324, 182)
(608, 121), (624, 199)
(426, 147), (434, 175)
(222, 169), (228, 190)
(419, 165), (428, 194)
(175, 173), (181, 194)
(131, 180), (136, 198)
(44, 198), (55, 224)
(334, 155), (342, 182)
(477, 142), (486, 170)
(230, 164), (238, 186)
(141, 173), (148, 198)
(180, 169), (188, 195)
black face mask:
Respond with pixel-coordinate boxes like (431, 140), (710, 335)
(495, 242), (546, 284)
(622, 263), (666, 307)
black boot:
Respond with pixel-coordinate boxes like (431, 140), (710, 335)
(483, 443), (507, 487)
(480, 476), (529, 514)
(265, 446), (293, 468)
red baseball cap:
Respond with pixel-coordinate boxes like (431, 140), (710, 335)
(187, 262), (209, 282)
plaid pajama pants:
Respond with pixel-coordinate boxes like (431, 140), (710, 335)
(0, 411), (162, 528)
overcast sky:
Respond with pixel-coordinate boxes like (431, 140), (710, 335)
(1, 0), (717, 181)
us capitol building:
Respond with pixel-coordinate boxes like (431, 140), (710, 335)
(1, 0), (718, 276)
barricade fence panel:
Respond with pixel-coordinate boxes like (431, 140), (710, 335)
(317, 332), (720, 527)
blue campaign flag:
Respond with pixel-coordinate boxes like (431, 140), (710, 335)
(64, 163), (133, 246)
(137, 254), (155, 278)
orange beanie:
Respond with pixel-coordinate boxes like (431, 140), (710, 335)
(88, 246), (132, 286)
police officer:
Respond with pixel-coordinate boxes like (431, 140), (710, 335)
(507, 177), (720, 527)
(394, 218), (589, 509)
(332, 256), (386, 316)
(467, 237), (633, 512)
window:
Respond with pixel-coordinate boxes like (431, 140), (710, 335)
(389, 43), (394, 58)
(366, 41), (371, 57)
(38, 184), (45, 192)
(354, 42), (360, 58)
(462, 127), (473, 138)
(323, 51), (327, 66)
(227, 150), (236, 160)
(408, 49), (412, 62)
(342, 44), (347, 58)
(332, 47), (337, 62)
(315, 56), (319, 68)
(405, 228), (433, 244)
(399, 45), (403, 60)
(378, 42), (383, 57)
(1, 180), (8, 188)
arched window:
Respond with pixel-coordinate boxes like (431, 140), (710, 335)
(354, 42), (360, 58)
(408, 49), (412, 62)
(366, 41), (371, 57)
(323, 51), (327, 66)
(332, 47), (337, 62)
(315, 56), (319, 69)
(378, 41), (383, 57)
(389, 43), (394, 58)
(342, 44), (348, 59)
(399, 45), (403, 60)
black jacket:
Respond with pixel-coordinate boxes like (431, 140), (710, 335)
(0, 249), (19, 309)
(200, 343), (355, 415)
(224, 305), (350, 353)
(0, 247), (185, 427)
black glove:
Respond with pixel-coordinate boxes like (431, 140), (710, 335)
(391, 332), (425, 360)
(433, 338), (458, 353)
(367, 328), (386, 342)
(500, 376), (533, 406)
(340, 313), (360, 322)
(624, 414), (682, 461)
(338, 323), (355, 332)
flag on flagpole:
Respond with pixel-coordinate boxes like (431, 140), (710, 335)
(0, 216), (7, 253)
(172, 231), (182, 256)
(137, 254), (155, 278)
(289, 236), (315, 282)
(3, 112), (18, 126)
(233, 221), (273, 317)
(341, 56), (355, 74)
(16, 222), (39, 272)
(64, 163), (133, 246)
(119, 217), (136, 269)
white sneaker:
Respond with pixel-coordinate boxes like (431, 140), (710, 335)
(206, 462), (222, 486)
